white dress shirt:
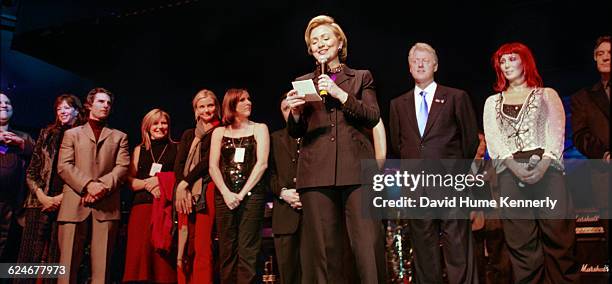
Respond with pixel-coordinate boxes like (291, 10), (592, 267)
(414, 81), (437, 115)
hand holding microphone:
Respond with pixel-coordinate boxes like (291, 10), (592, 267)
(518, 155), (541, 187)
(318, 56), (328, 96)
(316, 56), (349, 103)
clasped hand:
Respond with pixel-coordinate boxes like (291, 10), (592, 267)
(82, 182), (108, 205)
(144, 177), (161, 199)
(0, 131), (25, 149)
(39, 192), (63, 212)
(223, 191), (244, 210)
(280, 189), (302, 209)
(509, 159), (550, 185)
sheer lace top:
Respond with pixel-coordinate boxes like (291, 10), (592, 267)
(483, 88), (565, 173)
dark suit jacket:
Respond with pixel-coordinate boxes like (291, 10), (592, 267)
(571, 81), (610, 158)
(269, 128), (301, 234)
(288, 65), (380, 189)
(389, 84), (479, 160)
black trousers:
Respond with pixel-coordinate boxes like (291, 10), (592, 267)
(408, 217), (478, 284)
(273, 223), (301, 284)
(300, 185), (386, 284)
(498, 170), (579, 284)
(215, 192), (265, 284)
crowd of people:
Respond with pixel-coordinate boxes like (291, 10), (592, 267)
(0, 14), (609, 284)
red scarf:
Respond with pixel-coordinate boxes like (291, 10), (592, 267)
(151, 171), (176, 254)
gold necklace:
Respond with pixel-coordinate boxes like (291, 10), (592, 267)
(328, 64), (344, 74)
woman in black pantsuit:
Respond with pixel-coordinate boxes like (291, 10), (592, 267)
(285, 15), (386, 284)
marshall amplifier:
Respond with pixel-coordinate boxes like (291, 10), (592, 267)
(575, 208), (609, 283)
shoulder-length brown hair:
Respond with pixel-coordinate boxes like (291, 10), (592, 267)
(48, 94), (86, 130)
(140, 108), (175, 150)
(221, 88), (249, 126)
(491, 42), (543, 92)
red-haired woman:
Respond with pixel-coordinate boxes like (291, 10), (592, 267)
(209, 89), (269, 284)
(173, 89), (221, 284)
(123, 109), (178, 283)
(16, 94), (84, 284)
(483, 42), (578, 283)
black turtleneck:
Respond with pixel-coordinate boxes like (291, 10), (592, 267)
(132, 137), (177, 205)
(88, 119), (106, 141)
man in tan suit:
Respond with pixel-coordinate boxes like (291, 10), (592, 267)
(57, 88), (129, 284)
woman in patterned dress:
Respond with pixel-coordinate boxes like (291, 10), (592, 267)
(16, 94), (84, 284)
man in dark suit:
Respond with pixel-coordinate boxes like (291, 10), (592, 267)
(269, 93), (302, 284)
(57, 88), (130, 284)
(389, 42), (479, 284)
(571, 35), (610, 243)
(571, 35), (610, 160)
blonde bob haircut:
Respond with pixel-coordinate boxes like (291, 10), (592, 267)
(140, 108), (174, 150)
(304, 15), (348, 62)
(192, 89), (220, 122)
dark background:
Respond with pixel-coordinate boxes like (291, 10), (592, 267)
(1, 0), (610, 154)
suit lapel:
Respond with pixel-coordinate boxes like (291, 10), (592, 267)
(422, 86), (447, 138)
(334, 66), (355, 89)
(99, 127), (112, 143)
(590, 82), (609, 119)
(83, 122), (113, 144)
(83, 123), (96, 143)
(403, 91), (420, 137)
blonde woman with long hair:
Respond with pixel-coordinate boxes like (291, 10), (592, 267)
(173, 89), (221, 284)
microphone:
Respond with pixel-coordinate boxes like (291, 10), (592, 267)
(318, 56), (328, 97)
(526, 155), (541, 171)
(518, 154), (541, 187)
